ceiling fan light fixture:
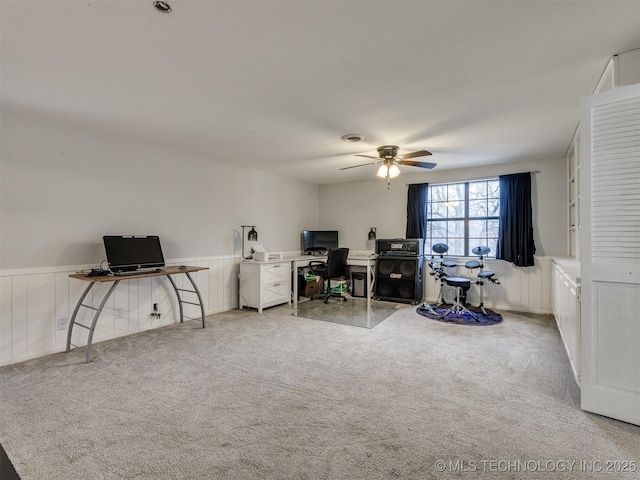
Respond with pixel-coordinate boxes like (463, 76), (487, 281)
(341, 134), (364, 143)
(376, 165), (388, 178)
(341, 145), (435, 187)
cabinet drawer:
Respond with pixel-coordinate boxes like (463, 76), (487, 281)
(263, 282), (290, 307)
(261, 263), (289, 285)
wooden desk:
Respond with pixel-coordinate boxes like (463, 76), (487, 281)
(67, 266), (208, 363)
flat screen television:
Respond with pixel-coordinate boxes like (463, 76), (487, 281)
(302, 230), (339, 254)
(103, 235), (165, 273)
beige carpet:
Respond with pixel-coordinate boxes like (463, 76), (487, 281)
(1, 306), (639, 479)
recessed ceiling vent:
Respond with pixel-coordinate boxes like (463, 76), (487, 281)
(341, 134), (364, 143)
(153, 1), (172, 13)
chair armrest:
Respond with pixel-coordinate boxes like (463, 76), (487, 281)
(308, 261), (327, 275)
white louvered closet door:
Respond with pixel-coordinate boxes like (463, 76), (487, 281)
(580, 83), (640, 426)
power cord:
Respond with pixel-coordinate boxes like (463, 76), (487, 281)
(77, 260), (111, 277)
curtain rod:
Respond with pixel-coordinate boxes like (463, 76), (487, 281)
(406, 170), (540, 186)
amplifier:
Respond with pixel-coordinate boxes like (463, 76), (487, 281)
(376, 238), (424, 257)
(374, 256), (424, 304)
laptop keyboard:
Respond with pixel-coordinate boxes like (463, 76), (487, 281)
(113, 268), (164, 276)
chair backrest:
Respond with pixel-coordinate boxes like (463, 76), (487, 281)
(326, 248), (349, 278)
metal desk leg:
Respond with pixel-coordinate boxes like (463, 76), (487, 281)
(291, 261), (299, 310)
(84, 281), (120, 363)
(165, 275), (184, 323)
(185, 272), (206, 328)
(67, 280), (119, 363)
(366, 261), (375, 309)
(66, 282), (95, 353)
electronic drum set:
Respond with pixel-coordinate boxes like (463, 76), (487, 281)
(421, 243), (500, 321)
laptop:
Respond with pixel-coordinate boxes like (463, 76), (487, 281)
(103, 236), (166, 275)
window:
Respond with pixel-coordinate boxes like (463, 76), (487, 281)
(426, 179), (500, 257)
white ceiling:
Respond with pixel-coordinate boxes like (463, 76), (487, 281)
(2, 1), (640, 184)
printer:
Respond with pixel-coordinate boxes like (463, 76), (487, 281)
(251, 245), (283, 262)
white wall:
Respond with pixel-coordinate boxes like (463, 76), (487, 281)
(318, 156), (567, 257)
(0, 107), (321, 366)
(1, 107), (320, 270)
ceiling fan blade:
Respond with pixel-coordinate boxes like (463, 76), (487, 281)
(339, 162), (377, 171)
(355, 154), (381, 160)
(399, 150), (432, 160)
(397, 160), (437, 169)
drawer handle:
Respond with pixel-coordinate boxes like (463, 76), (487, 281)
(272, 265), (281, 268)
(273, 283), (281, 287)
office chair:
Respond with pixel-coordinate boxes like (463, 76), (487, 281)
(308, 248), (350, 303)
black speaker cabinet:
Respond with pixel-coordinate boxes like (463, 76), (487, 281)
(375, 256), (424, 304)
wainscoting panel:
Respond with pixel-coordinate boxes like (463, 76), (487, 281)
(54, 273), (69, 350)
(1, 276), (13, 364)
(10, 276), (28, 361)
(26, 273), (56, 357)
(2, 255), (551, 367)
(424, 257), (552, 314)
(0, 256), (241, 367)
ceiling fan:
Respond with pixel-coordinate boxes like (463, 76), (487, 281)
(340, 145), (436, 187)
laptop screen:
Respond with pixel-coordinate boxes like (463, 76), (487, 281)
(103, 236), (165, 272)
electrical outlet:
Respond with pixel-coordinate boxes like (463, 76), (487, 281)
(57, 317), (68, 331)
(115, 308), (123, 319)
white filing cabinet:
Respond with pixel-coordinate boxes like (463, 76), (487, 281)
(239, 261), (291, 313)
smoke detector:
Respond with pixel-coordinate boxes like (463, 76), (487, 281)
(153, 1), (172, 13)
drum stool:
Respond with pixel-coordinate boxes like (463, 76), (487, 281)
(440, 276), (478, 321)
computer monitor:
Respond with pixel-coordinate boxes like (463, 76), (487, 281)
(103, 236), (165, 273)
(302, 230), (339, 254)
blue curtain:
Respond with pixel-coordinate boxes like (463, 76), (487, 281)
(406, 183), (429, 239)
(496, 172), (536, 267)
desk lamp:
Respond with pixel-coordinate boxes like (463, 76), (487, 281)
(241, 226), (258, 259)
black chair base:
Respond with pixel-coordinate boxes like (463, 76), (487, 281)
(310, 281), (348, 303)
